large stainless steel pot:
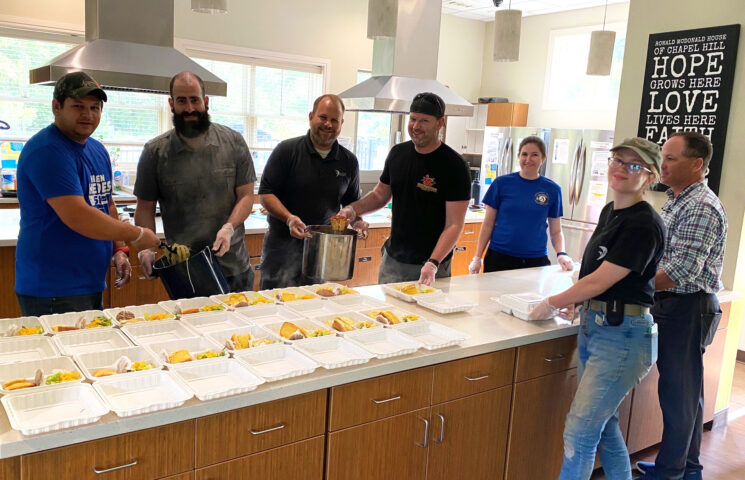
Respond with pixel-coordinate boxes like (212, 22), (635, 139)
(302, 225), (358, 282)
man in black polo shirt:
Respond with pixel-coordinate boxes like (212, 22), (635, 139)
(338, 92), (470, 285)
(258, 94), (360, 288)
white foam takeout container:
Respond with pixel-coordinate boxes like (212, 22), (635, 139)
(0, 317), (44, 338)
(92, 369), (192, 417)
(345, 327), (423, 359)
(301, 283), (359, 298)
(39, 310), (116, 333)
(121, 319), (200, 346)
(414, 293), (477, 314)
(210, 291), (275, 308)
(52, 328), (133, 356)
(356, 307), (423, 326)
(381, 282), (442, 303)
(143, 336), (227, 368)
(104, 304), (175, 325)
(233, 344), (318, 382)
(293, 336), (374, 370)
(313, 312), (383, 336)
(74, 345), (163, 381)
(206, 325), (282, 354)
(0, 336), (59, 365)
(494, 293), (545, 320)
(391, 321), (468, 350)
(233, 304), (302, 325)
(2, 383), (109, 435)
(158, 297), (227, 316)
(0, 356), (84, 394)
(327, 294), (387, 310)
(261, 318), (334, 344)
(179, 311), (253, 334)
(284, 299), (348, 318)
(259, 287), (319, 303)
(169, 358), (265, 401)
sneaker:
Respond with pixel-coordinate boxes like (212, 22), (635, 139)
(636, 461), (655, 475)
(634, 462), (702, 480)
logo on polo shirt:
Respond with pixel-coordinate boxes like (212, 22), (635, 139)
(597, 246), (608, 261)
(535, 192), (549, 205)
(417, 174), (437, 193)
(335, 169), (346, 177)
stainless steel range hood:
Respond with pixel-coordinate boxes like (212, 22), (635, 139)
(339, 0), (473, 116)
(29, 0), (227, 96)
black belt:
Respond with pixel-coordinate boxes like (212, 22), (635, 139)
(655, 290), (703, 300)
(584, 299), (650, 316)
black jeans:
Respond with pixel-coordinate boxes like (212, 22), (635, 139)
(17, 292), (104, 317)
(652, 291), (721, 478)
(483, 249), (550, 272)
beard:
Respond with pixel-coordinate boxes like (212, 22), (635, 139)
(172, 108), (211, 138)
(309, 125), (337, 149)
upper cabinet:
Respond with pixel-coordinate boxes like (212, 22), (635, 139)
(445, 103), (529, 155)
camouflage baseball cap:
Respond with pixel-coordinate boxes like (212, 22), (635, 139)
(53, 71), (107, 103)
(610, 137), (661, 173)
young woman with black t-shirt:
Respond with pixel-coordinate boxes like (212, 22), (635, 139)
(529, 137), (666, 480)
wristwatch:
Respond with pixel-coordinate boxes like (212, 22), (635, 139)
(426, 258), (440, 268)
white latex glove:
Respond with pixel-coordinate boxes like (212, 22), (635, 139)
(529, 298), (560, 320)
(418, 261), (438, 286)
(337, 205), (357, 222)
(287, 215), (310, 239)
(468, 256), (483, 275)
(351, 219), (369, 240)
(557, 254), (574, 271)
(113, 251), (131, 289)
(212, 223), (234, 257)
(138, 249), (156, 280)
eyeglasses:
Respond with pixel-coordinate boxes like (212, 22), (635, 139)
(607, 157), (653, 175)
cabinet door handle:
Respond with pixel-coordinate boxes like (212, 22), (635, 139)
(93, 458), (138, 474)
(249, 422), (286, 435)
(416, 417), (430, 448)
(464, 373), (490, 381)
(371, 394), (401, 404)
(544, 354), (566, 363)
(463, 231), (475, 235)
(434, 413), (445, 444)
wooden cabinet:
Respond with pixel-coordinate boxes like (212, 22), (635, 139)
(428, 386), (512, 480)
(195, 436), (324, 480)
(326, 408), (430, 480)
(21, 421), (194, 480)
(431, 350), (514, 404)
(514, 335), (578, 382)
(349, 227), (390, 287)
(486, 103), (529, 127)
(109, 265), (170, 307)
(159, 472), (194, 480)
(451, 223), (481, 277)
(0, 246), (20, 318)
(0, 456), (19, 480)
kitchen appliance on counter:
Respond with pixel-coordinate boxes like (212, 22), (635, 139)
(302, 226), (358, 282)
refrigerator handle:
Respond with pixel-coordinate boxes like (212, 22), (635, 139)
(568, 139), (581, 205)
(507, 138), (513, 174)
(575, 143), (588, 204)
(561, 223), (596, 233)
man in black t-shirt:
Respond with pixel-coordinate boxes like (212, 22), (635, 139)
(258, 94), (360, 288)
(338, 92), (470, 285)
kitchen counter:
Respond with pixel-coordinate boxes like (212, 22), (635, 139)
(0, 266), (576, 458)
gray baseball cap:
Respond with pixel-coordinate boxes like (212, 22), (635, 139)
(53, 71), (107, 103)
(610, 137), (661, 173)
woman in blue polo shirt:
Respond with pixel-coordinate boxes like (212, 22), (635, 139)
(469, 136), (573, 274)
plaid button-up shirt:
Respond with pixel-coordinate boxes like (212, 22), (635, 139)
(659, 180), (727, 294)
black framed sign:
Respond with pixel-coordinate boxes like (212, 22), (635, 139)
(637, 24), (740, 194)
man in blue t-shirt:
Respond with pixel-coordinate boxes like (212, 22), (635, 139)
(15, 72), (159, 316)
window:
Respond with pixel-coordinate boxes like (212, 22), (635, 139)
(543, 22), (626, 111)
(354, 71), (392, 170)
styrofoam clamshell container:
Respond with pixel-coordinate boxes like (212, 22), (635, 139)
(0, 317), (45, 337)
(0, 356), (84, 394)
(143, 336), (227, 368)
(104, 304), (175, 325)
(233, 344), (318, 382)
(345, 328), (423, 359)
(357, 307), (424, 326)
(414, 293), (477, 314)
(180, 311), (253, 334)
(0, 335), (59, 365)
(209, 291), (275, 308)
(74, 346), (163, 381)
(121, 319), (200, 346)
(1, 383), (109, 435)
(259, 287), (319, 303)
(92, 369), (192, 417)
(284, 299), (348, 318)
(300, 283), (359, 298)
(262, 318), (334, 344)
(313, 312), (383, 336)
(293, 336), (374, 370)
(381, 282), (442, 303)
(39, 310), (116, 333)
(391, 321), (468, 350)
(233, 304), (302, 325)
(52, 328), (133, 356)
(206, 325), (282, 354)
(327, 294), (387, 309)
(158, 297), (227, 316)
(169, 358), (265, 401)
(494, 292), (545, 320)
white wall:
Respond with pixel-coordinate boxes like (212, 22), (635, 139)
(479, 3), (629, 129)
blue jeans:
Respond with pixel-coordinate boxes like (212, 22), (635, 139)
(17, 292), (104, 317)
(559, 307), (658, 480)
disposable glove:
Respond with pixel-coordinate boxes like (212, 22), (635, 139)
(468, 256), (483, 275)
(286, 215), (310, 239)
(113, 251), (131, 288)
(557, 254), (574, 271)
(418, 261), (438, 286)
(138, 249), (156, 279)
(529, 298), (560, 320)
(212, 223), (234, 257)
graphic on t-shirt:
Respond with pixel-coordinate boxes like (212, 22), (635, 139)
(597, 246), (608, 261)
(335, 169), (346, 177)
(417, 174), (438, 193)
(88, 174), (111, 209)
(534, 192), (549, 206)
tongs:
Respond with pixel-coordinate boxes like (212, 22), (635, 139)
(159, 241), (179, 255)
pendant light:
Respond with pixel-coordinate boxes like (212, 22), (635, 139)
(586, 0), (616, 75)
(191, 0), (227, 14)
(493, 0), (522, 62)
(367, 0), (397, 39)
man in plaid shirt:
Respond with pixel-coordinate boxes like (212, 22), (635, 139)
(636, 132), (727, 480)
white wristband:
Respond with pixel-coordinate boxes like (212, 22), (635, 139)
(133, 226), (144, 243)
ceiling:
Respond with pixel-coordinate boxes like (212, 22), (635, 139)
(442, 0), (629, 21)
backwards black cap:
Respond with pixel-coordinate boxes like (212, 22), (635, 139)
(410, 92), (445, 118)
(53, 71), (107, 103)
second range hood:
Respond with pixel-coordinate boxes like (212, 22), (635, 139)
(29, 0), (226, 96)
(339, 0), (473, 117)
